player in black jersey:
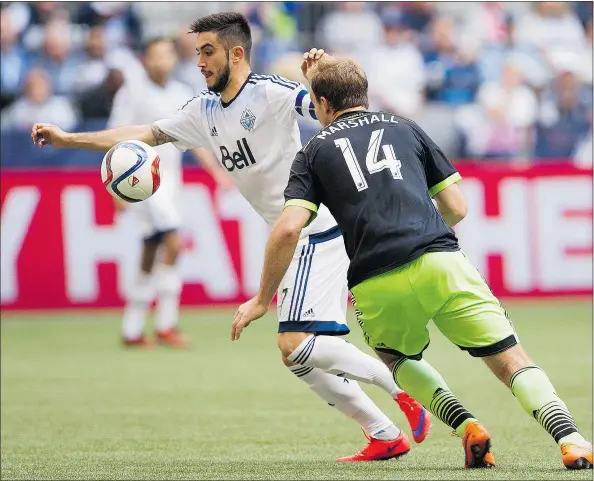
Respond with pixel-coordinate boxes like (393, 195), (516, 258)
(232, 56), (592, 470)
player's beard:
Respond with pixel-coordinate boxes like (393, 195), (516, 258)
(209, 52), (231, 94)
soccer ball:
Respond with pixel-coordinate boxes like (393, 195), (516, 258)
(101, 140), (161, 203)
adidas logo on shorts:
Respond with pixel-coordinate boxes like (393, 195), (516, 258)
(302, 308), (315, 319)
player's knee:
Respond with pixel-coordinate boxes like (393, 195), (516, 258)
(141, 239), (160, 272)
(281, 355), (296, 367)
(277, 332), (311, 360)
(128, 273), (153, 304)
(373, 348), (401, 372)
(482, 344), (533, 387)
(163, 232), (182, 263)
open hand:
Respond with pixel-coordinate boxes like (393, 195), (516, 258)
(231, 297), (269, 341)
(301, 48), (328, 81)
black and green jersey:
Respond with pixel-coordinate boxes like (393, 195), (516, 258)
(284, 111), (461, 288)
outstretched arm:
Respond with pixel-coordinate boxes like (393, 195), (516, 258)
(31, 122), (178, 152)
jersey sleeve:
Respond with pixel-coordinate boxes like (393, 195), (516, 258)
(412, 122), (461, 197)
(284, 150), (321, 225)
(153, 98), (208, 152)
(264, 76), (318, 122)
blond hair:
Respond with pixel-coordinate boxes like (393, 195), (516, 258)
(310, 56), (369, 111)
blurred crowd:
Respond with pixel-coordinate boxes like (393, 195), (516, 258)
(1, 1), (592, 164)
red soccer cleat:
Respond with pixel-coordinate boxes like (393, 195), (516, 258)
(395, 391), (432, 443)
(156, 327), (190, 348)
(336, 430), (410, 462)
(122, 336), (155, 349)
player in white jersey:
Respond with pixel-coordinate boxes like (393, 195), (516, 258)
(108, 37), (232, 348)
(31, 12), (431, 460)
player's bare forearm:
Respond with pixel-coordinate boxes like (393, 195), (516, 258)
(256, 227), (299, 306)
(70, 125), (155, 151)
(434, 183), (467, 227)
(31, 122), (176, 152)
(256, 207), (312, 305)
(438, 208), (465, 227)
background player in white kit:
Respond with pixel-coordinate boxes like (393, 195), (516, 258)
(108, 37), (232, 348)
(31, 12), (430, 461)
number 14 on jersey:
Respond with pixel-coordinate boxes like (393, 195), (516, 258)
(334, 128), (403, 191)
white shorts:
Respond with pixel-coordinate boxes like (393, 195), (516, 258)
(134, 189), (181, 240)
(277, 225), (350, 336)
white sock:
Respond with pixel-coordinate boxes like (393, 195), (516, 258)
(288, 365), (400, 440)
(288, 335), (403, 398)
(122, 272), (155, 340)
(154, 264), (182, 333)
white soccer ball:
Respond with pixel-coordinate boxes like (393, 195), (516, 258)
(101, 140), (161, 203)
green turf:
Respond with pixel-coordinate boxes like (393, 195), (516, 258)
(1, 299), (592, 480)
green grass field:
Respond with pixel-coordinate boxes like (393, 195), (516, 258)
(1, 299), (592, 480)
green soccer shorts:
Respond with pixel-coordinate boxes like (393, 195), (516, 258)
(350, 250), (518, 360)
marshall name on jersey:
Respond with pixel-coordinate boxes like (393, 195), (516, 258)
(155, 73), (336, 238)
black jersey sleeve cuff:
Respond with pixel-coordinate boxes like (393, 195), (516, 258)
(428, 172), (462, 197)
(284, 199), (318, 227)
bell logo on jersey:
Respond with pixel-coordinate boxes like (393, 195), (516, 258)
(220, 138), (256, 172)
(240, 108), (256, 131)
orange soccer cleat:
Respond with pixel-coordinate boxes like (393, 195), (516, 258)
(462, 421), (495, 468)
(156, 327), (190, 348)
(395, 392), (432, 443)
(561, 442), (592, 470)
(336, 430), (410, 462)
(122, 336), (155, 349)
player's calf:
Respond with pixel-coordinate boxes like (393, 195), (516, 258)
(153, 231), (186, 344)
(386, 353), (494, 466)
(280, 332), (432, 443)
(483, 344), (591, 469)
(283, 353), (402, 450)
(122, 270), (155, 343)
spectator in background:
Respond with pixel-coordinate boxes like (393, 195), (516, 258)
(423, 16), (481, 105)
(174, 28), (206, 95)
(513, 2), (587, 90)
(514, 2), (586, 55)
(19, 2), (75, 52)
(73, 26), (109, 93)
(75, 2), (142, 51)
(547, 17), (593, 87)
(476, 59), (538, 153)
(245, 2), (299, 72)
(535, 70), (591, 160)
(77, 67), (124, 119)
(362, 9), (426, 118)
(316, 2), (383, 57)
(1, 67), (78, 130)
(397, 2), (436, 34)
(462, 2), (510, 49)
(574, 1), (593, 29)
(1, 8), (30, 110)
(35, 24), (81, 97)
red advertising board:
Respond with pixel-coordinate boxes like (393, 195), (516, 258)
(1, 164), (592, 310)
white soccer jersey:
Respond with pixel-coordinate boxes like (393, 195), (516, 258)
(109, 75), (193, 196)
(155, 73), (337, 237)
